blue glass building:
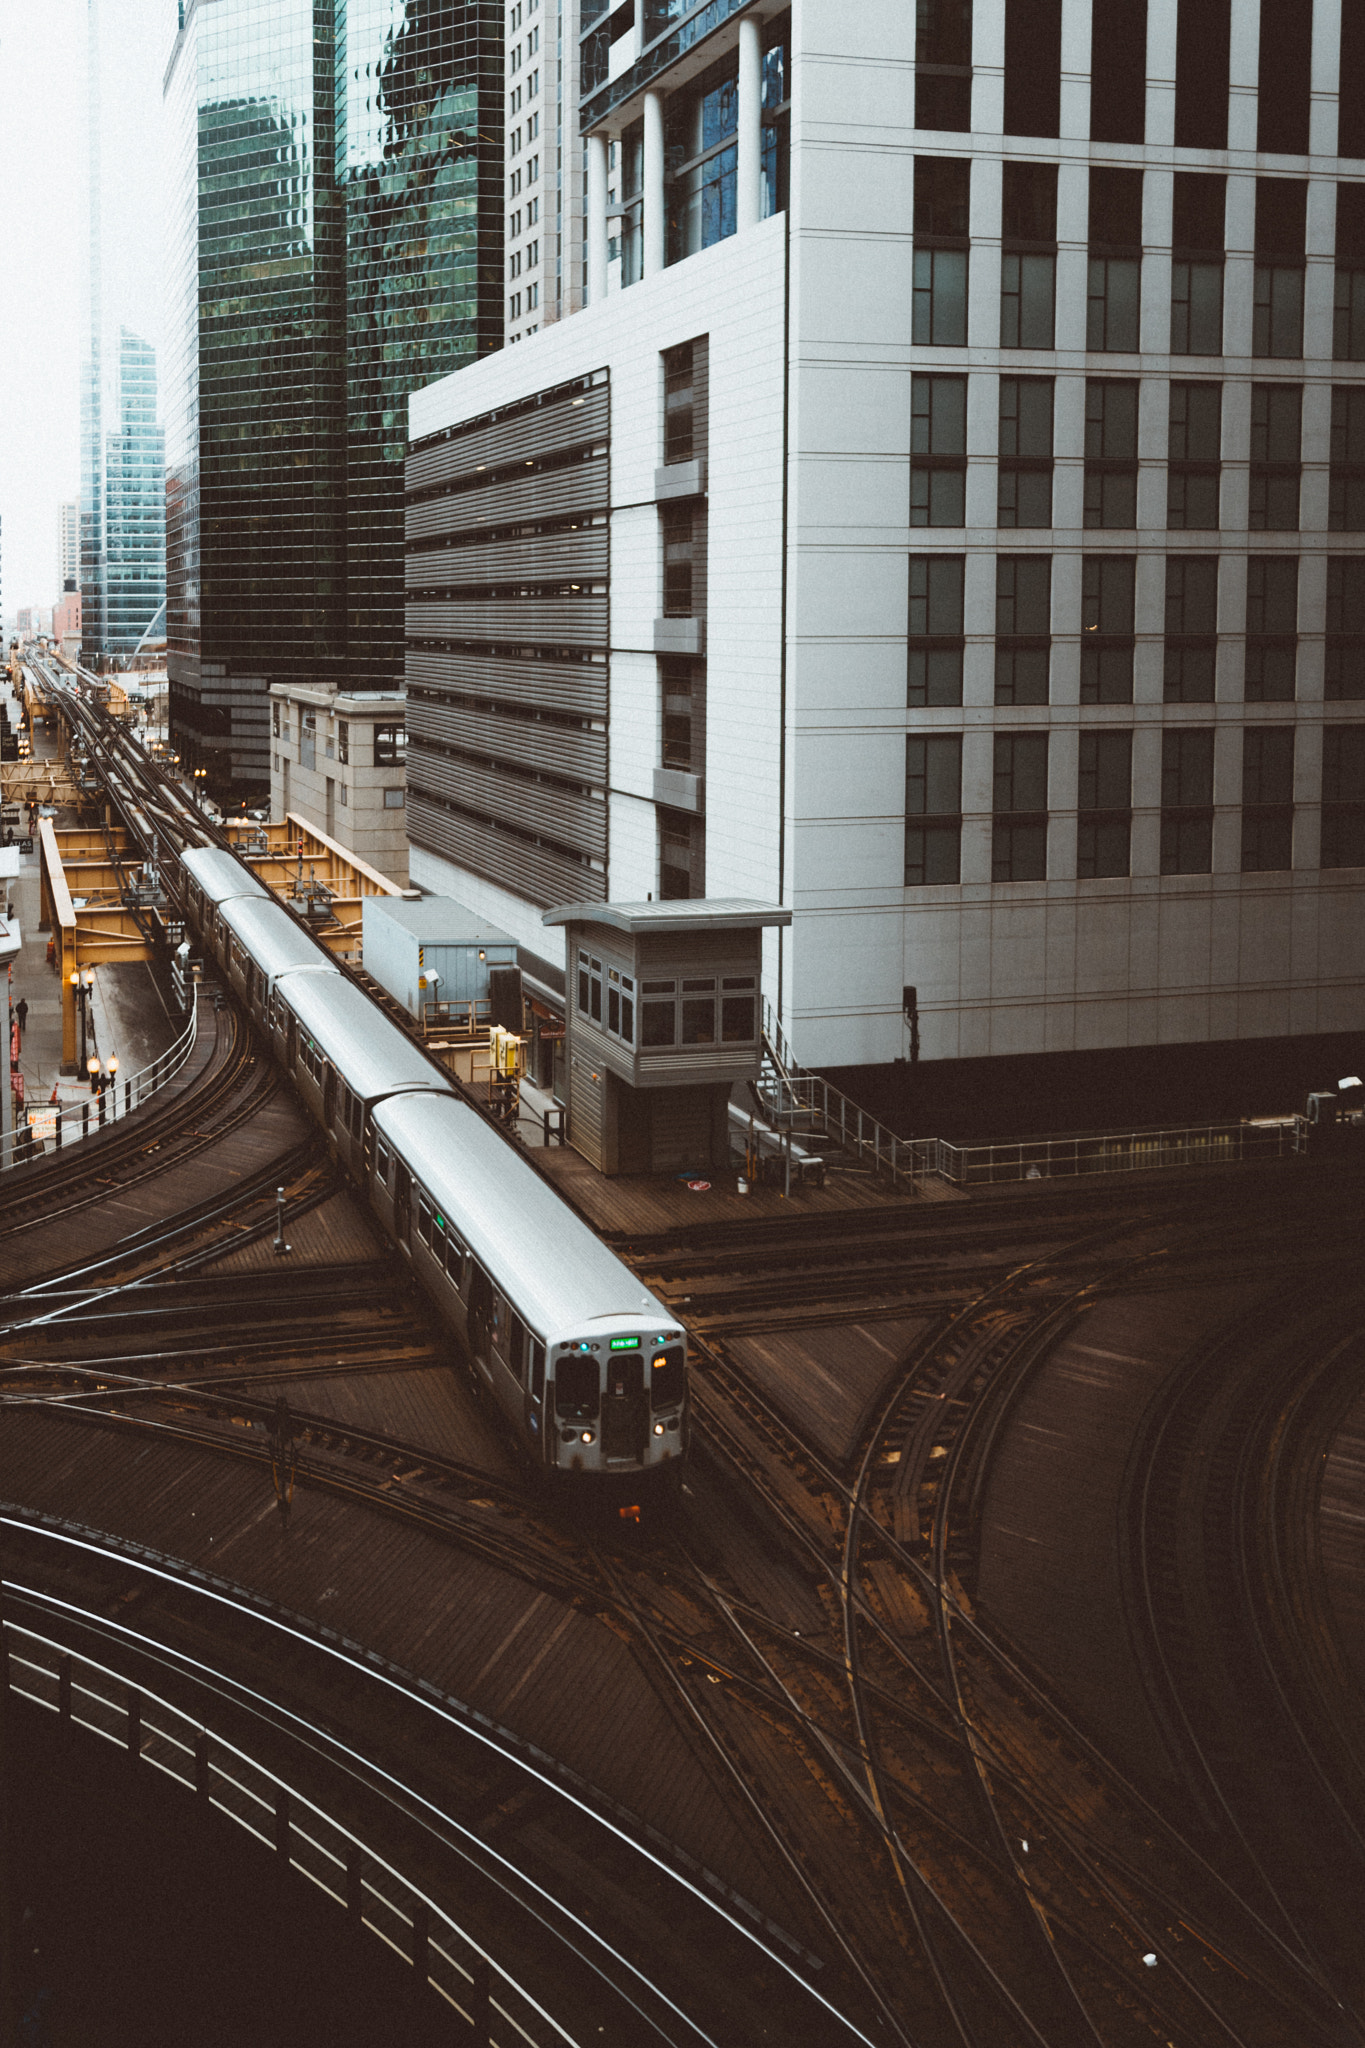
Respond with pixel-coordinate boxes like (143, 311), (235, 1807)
(165, 0), (502, 795)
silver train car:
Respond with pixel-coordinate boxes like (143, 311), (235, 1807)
(179, 846), (688, 1486)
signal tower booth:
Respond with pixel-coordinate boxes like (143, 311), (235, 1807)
(543, 899), (791, 1177)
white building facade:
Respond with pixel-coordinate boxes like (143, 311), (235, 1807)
(505, 0), (584, 345)
(409, 0), (1365, 1126)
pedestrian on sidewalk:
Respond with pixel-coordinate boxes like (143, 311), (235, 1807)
(15, 997), (27, 1039)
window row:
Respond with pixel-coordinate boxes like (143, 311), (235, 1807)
(913, 164), (1365, 362)
(576, 951), (757, 1048)
(912, 376), (1365, 533)
(909, 554), (1365, 706)
(905, 728), (1365, 882)
(915, 0), (1364, 159)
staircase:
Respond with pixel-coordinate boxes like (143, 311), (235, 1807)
(756, 999), (924, 1193)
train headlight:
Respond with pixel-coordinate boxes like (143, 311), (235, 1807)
(653, 1422), (666, 1436)
(580, 1429), (595, 1444)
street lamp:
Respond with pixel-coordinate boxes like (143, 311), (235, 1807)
(70, 966), (95, 1073)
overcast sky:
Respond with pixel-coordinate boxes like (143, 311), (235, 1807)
(0, 0), (172, 616)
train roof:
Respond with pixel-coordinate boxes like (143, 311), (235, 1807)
(181, 846), (270, 907)
(279, 971), (453, 1105)
(218, 895), (341, 987)
(372, 1092), (671, 1341)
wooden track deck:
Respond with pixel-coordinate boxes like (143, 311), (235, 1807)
(723, 1316), (936, 1467)
(0, 1409), (818, 1951)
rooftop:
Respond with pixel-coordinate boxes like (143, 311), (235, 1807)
(543, 899), (791, 935)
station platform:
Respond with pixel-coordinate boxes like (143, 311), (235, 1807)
(510, 1073), (944, 1234)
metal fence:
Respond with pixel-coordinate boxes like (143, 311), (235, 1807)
(4, 1615), (569, 2047)
(923, 1118), (1305, 1187)
(3, 995), (199, 1173)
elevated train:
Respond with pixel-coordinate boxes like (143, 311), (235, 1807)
(181, 848), (688, 1488)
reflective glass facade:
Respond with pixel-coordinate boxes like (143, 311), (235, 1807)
(339, 1), (504, 692)
(166, 0), (501, 790)
(104, 331), (166, 652)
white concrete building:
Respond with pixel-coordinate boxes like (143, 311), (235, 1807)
(505, 0), (584, 345)
(408, 0), (1365, 1129)
(269, 684), (409, 886)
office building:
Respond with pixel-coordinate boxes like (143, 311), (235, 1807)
(505, 0), (583, 344)
(404, 0), (1365, 1127)
(268, 682), (410, 884)
(58, 500), (79, 594)
(164, 0), (503, 799)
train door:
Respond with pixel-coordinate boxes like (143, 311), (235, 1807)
(601, 1346), (649, 1463)
(466, 1262), (494, 1385)
(323, 1063), (337, 1135)
(394, 1162), (412, 1247)
(523, 1337), (546, 1457)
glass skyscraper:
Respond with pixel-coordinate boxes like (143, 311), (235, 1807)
(80, 0), (167, 663)
(165, 0), (502, 792)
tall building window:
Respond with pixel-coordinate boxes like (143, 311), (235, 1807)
(1256, 0), (1312, 155)
(994, 555), (1051, 704)
(666, 73), (738, 264)
(1174, 0), (1230, 149)
(913, 159), (970, 346)
(1003, 0), (1062, 137)
(1325, 557), (1365, 700)
(1087, 168), (1142, 352)
(1084, 379), (1138, 528)
(1077, 729), (1133, 877)
(1241, 726), (1295, 872)
(1167, 382), (1221, 529)
(1245, 556), (1298, 702)
(1249, 384), (1302, 531)
(659, 808), (705, 899)
(1160, 728), (1214, 873)
(1343, 4), (1365, 160)
(911, 375), (968, 525)
(1000, 163), (1057, 349)
(1090, 0), (1146, 144)
(661, 503), (705, 616)
(1171, 174), (1226, 355)
(1081, 554), (1136, 703)
(620, 121), (644, 285)
(663, 342), (695, 462)
(905, 735), (963, 884)
(992, 733), (1049, 881)
(661, 658), (704, 770)
(1321, 726), (1365, 867)
(998, 377), (1054, 526)
(1334, 185), (1365, 363)
(908, 555), (966, 706)
(760, 20), (791, 219)
(915, 0), (973, 131)
(1253, 180), (1307, 360)
(1164, 555), (1219, 702)
(1330, 387), (1365, 532)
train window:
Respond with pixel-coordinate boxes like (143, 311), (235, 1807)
(445, 1230), (466, 1286)
(530, 1341), (546, 1402)
(417, 1195), (433, 1246)
(375, 1140), (390, 1183)
(509, 1312), (527, 1377)
(651, 1345), (685, 1407)
(554, 1353), (600, 1418)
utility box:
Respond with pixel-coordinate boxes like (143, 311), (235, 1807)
(362, 896), (518, 1023)
(542, 898), (791, 1176)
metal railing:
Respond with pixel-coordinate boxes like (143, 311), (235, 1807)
(758, 999), (922, 1193)
(3, 993), (199, 1172)
(3, 1616), (564, 2047)
(922, 1117), (1306, 1187)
